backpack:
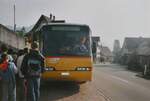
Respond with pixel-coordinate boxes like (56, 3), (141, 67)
(0, 60), (8, 72)
(0, 55), (9, 81)
(0, 63), (12, 82)
(0, 62), (16, 89)
(27, 57), (41, 76)
(0, 54), (15, 84)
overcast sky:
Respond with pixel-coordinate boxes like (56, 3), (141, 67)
(0, 0), (150, 50)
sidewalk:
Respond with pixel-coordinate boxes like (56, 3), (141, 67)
(0, 80), (2, 101)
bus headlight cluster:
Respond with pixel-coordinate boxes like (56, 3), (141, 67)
(45, 67), (55, 71)
(76, 67), (91, 71)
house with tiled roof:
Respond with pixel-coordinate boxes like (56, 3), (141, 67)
(100, 46), (113, 62)
(120, 37), (150, 73)
(25, 14), (65, 47)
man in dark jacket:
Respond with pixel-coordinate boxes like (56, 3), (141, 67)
(21, 42), (44, 101)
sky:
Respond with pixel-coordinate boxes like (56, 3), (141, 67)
(0, 0), (150, 50)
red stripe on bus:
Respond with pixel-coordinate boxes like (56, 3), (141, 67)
(46, 56), (91, 58)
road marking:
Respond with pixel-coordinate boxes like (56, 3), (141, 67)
(97, 88), (112, 101)
(110, 75), (131, 84)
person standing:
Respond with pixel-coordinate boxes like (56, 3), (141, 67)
(21, 42), (44, 101)
(16, 48), (28, 101)
(7, 48), (16, 62)
(0, 53), (18, 101)
(0, 44), (14, 101)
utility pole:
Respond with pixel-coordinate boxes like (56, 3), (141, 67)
(14, 4), (16, 32)
(13, 0), (19, 49)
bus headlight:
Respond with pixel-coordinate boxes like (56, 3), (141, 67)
(45, 67), (55, 71)
(76, 67), (91, 71)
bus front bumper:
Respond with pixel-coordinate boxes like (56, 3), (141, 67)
(41, 71), (92, 82)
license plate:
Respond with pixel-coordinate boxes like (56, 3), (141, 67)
(61, 72), (70, 76)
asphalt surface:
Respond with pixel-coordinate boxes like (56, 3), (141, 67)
(40, 63), (150, 101)
(39, 79), (105, 101)
(94, 63), (150, 101)
(1, 63), (150, 101)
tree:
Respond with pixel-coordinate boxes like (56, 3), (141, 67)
(16, 26), (26, 36)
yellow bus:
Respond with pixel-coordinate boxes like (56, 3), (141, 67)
(34, 23), (93, 82)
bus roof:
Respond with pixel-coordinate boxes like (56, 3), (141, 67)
(37, 23), (90, 31)
(43, 23), (89, 27)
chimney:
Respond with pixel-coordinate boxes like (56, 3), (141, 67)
(50, 13), (53, 20)
(52, 16), (55, 21)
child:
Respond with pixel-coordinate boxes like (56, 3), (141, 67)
(0, 53), (18, 101)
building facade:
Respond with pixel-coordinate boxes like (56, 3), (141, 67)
(92, 36), (100, 63)
(0, 24), (25, 50)
(120, 37), (150, 74)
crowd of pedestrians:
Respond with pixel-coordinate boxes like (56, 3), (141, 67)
(0, 41), (45, 101)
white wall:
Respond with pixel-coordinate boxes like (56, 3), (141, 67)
(0, 26), (25, 49)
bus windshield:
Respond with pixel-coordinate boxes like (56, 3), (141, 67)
(42, 25), (91, 57)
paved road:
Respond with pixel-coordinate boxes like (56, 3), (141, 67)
(40, 64), (150, 101)
(94, 64), (150, 101)
(1, 64), (150, 101)
(40, 79), (105, 101)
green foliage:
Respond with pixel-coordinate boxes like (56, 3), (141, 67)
(16, 26), (26, 36)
